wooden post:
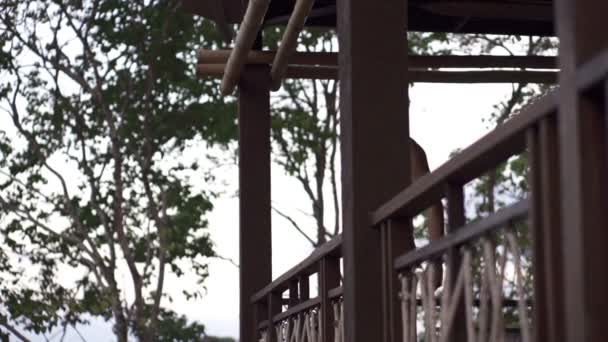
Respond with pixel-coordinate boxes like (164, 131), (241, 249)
(554, 1), (608, 341)
(289, 280), (300, 307)
(527, 117), (565, 342)
(239, 64), (272, 342)
(445, 183), (467, 342)
(320, 257), (341, 342)
(337, 0), (409, 341)
(268, 292), (282, 342)
(299, 275), (310, 301)
(381, 220), (414, 342)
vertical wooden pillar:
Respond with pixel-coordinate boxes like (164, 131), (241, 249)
(337, 0), (409, 341)
(554, 1), (608, 341)
(239, 64), (272, 342)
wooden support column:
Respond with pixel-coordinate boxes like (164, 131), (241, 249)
(239, 64), (272, 342)
(337, 0), (409, 341)
(554, 1), (608, 341)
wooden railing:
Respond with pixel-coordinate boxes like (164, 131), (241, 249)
(251, 235), (343, 342)
(396, 201), (532, 342)
(371, 87), (561, 342)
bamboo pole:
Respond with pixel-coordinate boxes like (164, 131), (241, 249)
(269, 0), (316, 90)
(220, 0), (271, 96)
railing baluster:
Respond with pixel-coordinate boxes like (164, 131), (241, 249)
(300, 275), (310, 301)
(445, 183), (467, 342)
(538, 115), (565, 342)
(289, 279), (300, 308)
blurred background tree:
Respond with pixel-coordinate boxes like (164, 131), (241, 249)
(0, 0), (237, 340)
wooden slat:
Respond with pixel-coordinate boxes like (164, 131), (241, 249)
(371, 91), (557, 226)
(271, 297), (321, 323)
(328, 286), (343, 300)
(394, 200), (530, 271)
(288, 279), (299, 307)
(575, 47), (608, 91)
(420, 1), (553, 22)
(220, 0), (271, 95)
(198, 49), (337, 65)
(250, 235), (342, 303)
(300, 274), (310, 301)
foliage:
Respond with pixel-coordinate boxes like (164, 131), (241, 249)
(0, 0), (235, 340)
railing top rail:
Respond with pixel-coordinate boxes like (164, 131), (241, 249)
(371, 90), (557, 226)
(251, 234), (342, 303)
(394, 199), (529, 271)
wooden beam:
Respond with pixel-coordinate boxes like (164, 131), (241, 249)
(198, 49), (558, 69)
(239, 65), (272, 342)
(198, 64), (557, 84)
(338, 0), (410, 342)
(420, 2), (553, 22)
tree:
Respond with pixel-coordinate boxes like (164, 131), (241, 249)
(0, 0), (236, 340)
